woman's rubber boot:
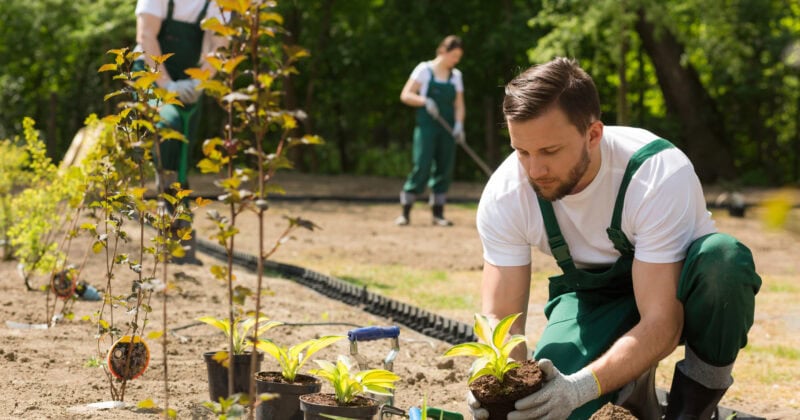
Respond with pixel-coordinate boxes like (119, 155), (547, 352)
(664, 365), (726, 420)
(395, 204), (412, 226)
(432, 205), (453, 226)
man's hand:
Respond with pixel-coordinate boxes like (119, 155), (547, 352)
(508, 359), (599, 420)
(424, 97), (439, 118)
(466, 390), (489, 420)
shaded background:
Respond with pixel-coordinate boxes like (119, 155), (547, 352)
(2, 0), (799, 186)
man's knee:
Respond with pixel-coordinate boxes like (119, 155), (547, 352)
(682, 233), (761, 300)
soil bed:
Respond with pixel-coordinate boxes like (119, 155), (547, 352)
(0, 173), (798, 418)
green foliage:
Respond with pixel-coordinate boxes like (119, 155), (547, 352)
(6, 118), (84, 283)
(442, 313), (527, 384)
(0, 0), (135, 156)
(0, 138), (28, 259)
(256, 335), (345, 382)
(198, 314), (283, 360)
(310, 356), (401, 405)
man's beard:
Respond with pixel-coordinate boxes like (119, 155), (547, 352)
(530, 146), (590, 202)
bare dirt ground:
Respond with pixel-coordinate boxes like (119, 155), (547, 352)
(1, 173), (798, 419)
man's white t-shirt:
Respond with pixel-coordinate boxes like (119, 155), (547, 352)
(408, 61), (464, 98)
(476, 126), (716, 269)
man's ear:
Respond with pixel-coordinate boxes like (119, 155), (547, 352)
(587, 120), (604, 148)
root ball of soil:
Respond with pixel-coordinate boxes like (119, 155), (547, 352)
(469, 359), (543, 419)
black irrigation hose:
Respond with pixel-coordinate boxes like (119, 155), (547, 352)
(194, 238), (478, 345)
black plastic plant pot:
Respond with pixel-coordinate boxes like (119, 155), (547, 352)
(255, 372), (322, 420)
(203, 351), (263, 401)
(299, 393), (380, 420)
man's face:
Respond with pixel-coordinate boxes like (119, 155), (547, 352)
(508, 107), (600, 201)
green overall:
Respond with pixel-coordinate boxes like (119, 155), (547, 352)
(153, 0), (209, 187)
(402, 67), (457, 195)
(532, 139), (761, 419)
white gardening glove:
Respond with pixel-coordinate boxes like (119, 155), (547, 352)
(177, 79), (202, 104)
(466, 390), (489, 420)
(166, 79), (201, 104)
(424, 97), (439, 118)
(508, 359), (599, 420)
(452, 121), (465, 144)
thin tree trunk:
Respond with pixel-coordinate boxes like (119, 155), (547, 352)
(635, 9), (735, 182)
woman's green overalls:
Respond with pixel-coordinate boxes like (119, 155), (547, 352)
(402, 67), (457, 196)
(150, 0), (209, 187)
(532, 139), (761, 419)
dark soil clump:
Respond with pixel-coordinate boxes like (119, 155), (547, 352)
(470, 359), (543, 419)
(590, 402), (639, 419)
(255, 371), (319, 385)
(300, 393), (376, 408)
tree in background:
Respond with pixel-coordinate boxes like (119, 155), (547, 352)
(0, 0), (135, 158)
(528, 0), (800, 184)
(2, 0), (799, 185)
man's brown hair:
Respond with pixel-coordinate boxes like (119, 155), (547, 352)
(503, 57), (601, 134)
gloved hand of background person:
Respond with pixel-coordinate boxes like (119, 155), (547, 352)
(452, 121), (465, 144)
(508, 359), (599, 419)
(165, 79), (202, 104)
(466, 390), (489, 420)
(424, 97), (439, 118)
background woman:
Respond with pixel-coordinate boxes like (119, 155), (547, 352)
(396, 35), (465, 226)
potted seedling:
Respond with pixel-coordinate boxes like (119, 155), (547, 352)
(442, 313), (543, 419)
(198, 312), (282, 401)
(254, 334), (346, 420)
(194, 1), (323, 417)
(299, 355), (401, 420)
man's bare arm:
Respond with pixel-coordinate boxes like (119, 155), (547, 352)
(481, 261), (532, 361)
(587, 259), (684, 394)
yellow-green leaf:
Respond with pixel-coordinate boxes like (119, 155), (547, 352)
(151, 53), (175, 65)
(184, 67), (211, 81)
(260, 12), (283, 24)
(147, 331), (164, 340)
(492, 313), (521, 349)
(137, 398), (157, 409)
(98, 63), (118, 73)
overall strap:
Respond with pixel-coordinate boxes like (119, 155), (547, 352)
(606, 138), (675, 255)
(195, 0), (211, 25)
(166, 0), (174, 20)
(538, 197), (576, 273)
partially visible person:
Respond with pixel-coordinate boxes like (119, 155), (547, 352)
(134, 0), (227, 264)
(471, 57), (760, 419)
(397, 35), (465, 227)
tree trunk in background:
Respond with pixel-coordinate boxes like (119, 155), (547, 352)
(635, 9), (735, 183)
(483, 95), (497, 172)
(300, 0), (334, 172)
(47, 92), (58, 160)
(617, 12), (629, 125)
(283, 5), (307, 171)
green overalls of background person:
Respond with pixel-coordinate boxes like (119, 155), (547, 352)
(397, 35), (466, 227)
(134, 0), (226, 264)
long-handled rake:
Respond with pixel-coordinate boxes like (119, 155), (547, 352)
(431, 114), (493, 177)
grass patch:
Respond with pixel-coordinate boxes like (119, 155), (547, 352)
(743, 344), (800, 360)
(763, 280), (799, 293)
(333, 265), (467, 309)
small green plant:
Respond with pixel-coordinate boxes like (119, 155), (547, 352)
(442, 312), (527, 384)
(256, 335), (345, 382)
(309, 355), (401, 405)
(198, 313), (282, 366)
